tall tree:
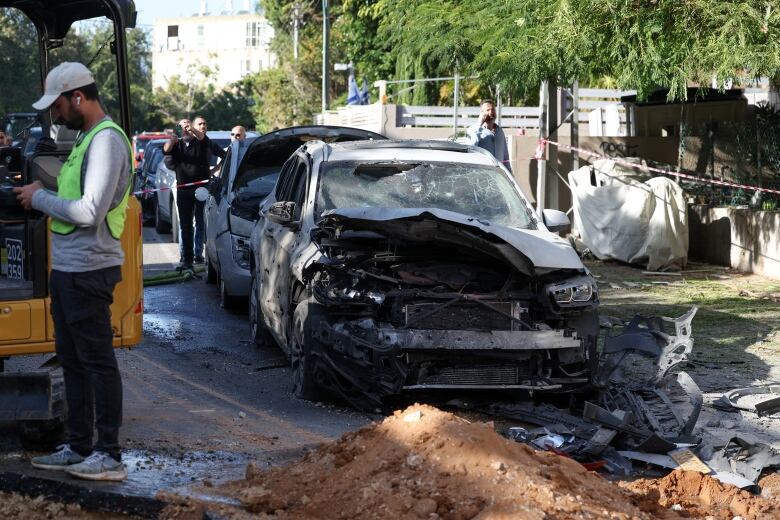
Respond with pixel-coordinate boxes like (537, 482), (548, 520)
(381, 0), (780, 101)
(0, 8), (40, 115)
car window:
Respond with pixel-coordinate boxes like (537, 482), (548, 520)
(289, 160), (309, 220)
(274, 156), (298, 201)
(234, 167), (280, 196)
(147, 149), (163, 174)
(209, 138), (229, 167)
(220, 149), (232, 195)
(316, 161), (536, 229)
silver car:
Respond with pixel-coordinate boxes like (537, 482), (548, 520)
(203, 126), (386, 308)
(249, 140), (599, 408)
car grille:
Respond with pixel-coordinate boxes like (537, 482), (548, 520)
(404, 302), (524, 331)
(418, 365), (520, 386)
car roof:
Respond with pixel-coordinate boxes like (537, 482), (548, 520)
(319, 139), (499, 166)
(208, 130), (260, 140)
(7, 0), (136, 40)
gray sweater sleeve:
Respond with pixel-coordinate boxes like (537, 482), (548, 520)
(31, 129), (130, 226)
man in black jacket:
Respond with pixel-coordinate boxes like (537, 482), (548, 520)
(163, 116), (225, 269)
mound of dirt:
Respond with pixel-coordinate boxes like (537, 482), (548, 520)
(622, 470), (780, 519)
(161, 404), (780, 519)
(187, 404), (669, 519)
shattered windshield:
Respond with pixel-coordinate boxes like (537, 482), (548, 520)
(316, 161), (535, 228)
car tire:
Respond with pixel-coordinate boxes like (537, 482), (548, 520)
(155, 200), (171, 234)
(171, 200), (179, 243)
(219, 275), (242, 310)
(250, 273), (274, 346)
(290, 299), (323, 401)
(205, 254), (217, 284)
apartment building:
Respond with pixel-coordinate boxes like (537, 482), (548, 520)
(152, 1), (275, 90)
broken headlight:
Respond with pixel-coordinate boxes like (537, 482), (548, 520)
(231, 234), (251, 270)
(546, 276), (598, 306)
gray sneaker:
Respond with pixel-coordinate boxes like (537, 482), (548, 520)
(31, 444), (85, 471)
(65, 451), (127, 481)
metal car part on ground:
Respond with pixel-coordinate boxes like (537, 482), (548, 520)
(250, 139), (599, 409)
(713, 384), (780, 416)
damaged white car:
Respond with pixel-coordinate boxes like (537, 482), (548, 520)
(249, 140), (600, 407)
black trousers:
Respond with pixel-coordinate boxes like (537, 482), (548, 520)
(176, 187), (204, 265)
(50, 267), (123, 460)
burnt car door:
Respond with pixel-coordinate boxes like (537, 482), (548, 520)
(259, 154), (309, 346)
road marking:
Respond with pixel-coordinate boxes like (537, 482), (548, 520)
(127, 350), (329, 444)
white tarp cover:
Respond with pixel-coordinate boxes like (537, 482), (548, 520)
(568, 159), (688, 271)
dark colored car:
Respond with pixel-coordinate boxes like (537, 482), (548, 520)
(133, 138), (167, 227)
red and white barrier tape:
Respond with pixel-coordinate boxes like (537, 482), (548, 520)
(133, 178), (209, 197)
(539, 138), (780, 196)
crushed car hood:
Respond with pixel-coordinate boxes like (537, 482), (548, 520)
(318, 207), (584, 275)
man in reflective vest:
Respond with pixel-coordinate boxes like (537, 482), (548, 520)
(14, 62), (131, 481)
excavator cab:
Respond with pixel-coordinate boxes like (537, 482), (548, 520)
(0, 0), (142, 448)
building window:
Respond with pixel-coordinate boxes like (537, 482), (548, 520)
(246, 22), (259, 47)
(167, 25), (179, 50)
(196, 25), (204, 48)
(241, 59), (251, 76)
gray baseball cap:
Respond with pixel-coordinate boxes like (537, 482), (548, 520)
(32, 62), (95, 111)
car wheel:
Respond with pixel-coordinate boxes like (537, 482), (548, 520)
(155, 199), (171, 234)
(171, 199), (179, 243)
(290, 299), (323, 401)
(250, 273), (274, 346)
(219, 275), (242, 309)
(205, 254), (217, 284)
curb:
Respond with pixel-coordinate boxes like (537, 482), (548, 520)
(0, 470), (168, 518)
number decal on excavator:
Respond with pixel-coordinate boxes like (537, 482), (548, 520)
(5, 238), (23, 280)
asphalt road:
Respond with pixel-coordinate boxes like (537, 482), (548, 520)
(1, 227), (372, 507)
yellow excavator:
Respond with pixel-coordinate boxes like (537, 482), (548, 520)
(0, 0), (142, 448)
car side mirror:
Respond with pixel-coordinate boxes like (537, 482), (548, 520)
(268, 201), (296, 226)
(194, 186), (209, 202)
(542, 209), (570, 233)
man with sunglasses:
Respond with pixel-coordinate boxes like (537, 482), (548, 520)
(230, 125), (246, 143)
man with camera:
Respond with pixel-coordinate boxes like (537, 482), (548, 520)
(467, 99), (511, 172)
(163, 116), (225, 269)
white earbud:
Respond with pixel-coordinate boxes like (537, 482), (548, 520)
(76, 97), (81, 105)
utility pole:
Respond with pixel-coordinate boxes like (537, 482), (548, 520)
(292, 2), (300, 61)
(322, 0), (330, 112)
(452, 73), (459, 137)
(536, 80), (548, 215)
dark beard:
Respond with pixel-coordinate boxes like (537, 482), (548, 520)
(63, 113), (84, 130)
(53, 109), (84, 131)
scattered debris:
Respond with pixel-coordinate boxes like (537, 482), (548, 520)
(701, 438), (780, 485)
(714, 385), (780, 416)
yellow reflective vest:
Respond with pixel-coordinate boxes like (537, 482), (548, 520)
(51, 119), (132, 239)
